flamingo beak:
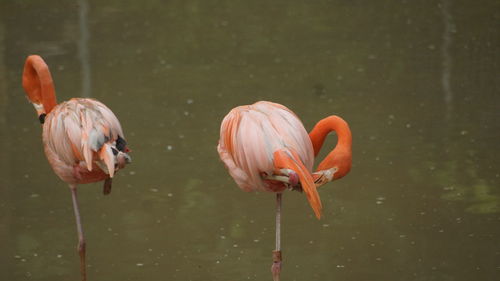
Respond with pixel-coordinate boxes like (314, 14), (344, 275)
(312, 167), (339, 187)
(279, 169), (299, 186)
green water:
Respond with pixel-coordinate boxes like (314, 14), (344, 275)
(1, 1), (499, 280)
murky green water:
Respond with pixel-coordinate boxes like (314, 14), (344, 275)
(1, 1), (499, 280)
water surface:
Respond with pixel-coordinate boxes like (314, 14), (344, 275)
(1, 1), (499, 280)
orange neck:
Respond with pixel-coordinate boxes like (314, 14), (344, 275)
(309, 116), (352, 179)
(22, 55), (57, 116)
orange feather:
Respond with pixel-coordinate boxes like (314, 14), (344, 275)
(273, 150), (322, 219)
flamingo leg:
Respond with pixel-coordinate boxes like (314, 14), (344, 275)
(272, 193), (282, 281)
(70, 185), (87, 281)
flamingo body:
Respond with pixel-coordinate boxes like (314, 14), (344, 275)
(217, 101), (321, 218)
(43, 98), (130, 185)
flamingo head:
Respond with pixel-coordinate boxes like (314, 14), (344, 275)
(262, 169), (300, 191)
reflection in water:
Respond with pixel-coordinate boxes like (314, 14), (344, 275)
(437, 161), (500, 214)
(78, 0), (91, 97)
(437, 0), (499, 214)
(442, 180), (500, 214)
(441, 0), (455, 118)
(0, 22), (10, 273)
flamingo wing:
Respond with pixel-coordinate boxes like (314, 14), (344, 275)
(44, 98), (130, 180)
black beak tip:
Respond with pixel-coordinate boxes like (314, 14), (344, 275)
(38, 113), (46, 124)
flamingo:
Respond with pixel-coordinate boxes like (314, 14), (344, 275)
(217, 101), (352, 281)
(22, 55), (131, 281)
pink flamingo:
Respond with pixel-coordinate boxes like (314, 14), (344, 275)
(217, 101), (352, 281)
(22, 55), (131, 281)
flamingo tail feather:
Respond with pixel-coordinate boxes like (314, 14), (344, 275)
(273, 150), (322, 219)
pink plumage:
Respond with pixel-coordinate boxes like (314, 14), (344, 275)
(42, 98), (130, 184)
(217, 101), (321, 217)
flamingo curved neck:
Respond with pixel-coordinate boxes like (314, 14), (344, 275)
(309, 115), (352, 178)
(23, 55), (58, 114)
(309, 116), (352, 157)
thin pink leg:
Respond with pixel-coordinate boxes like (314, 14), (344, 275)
(271, 193), (282, 281)
(70, 185), (87, 281)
